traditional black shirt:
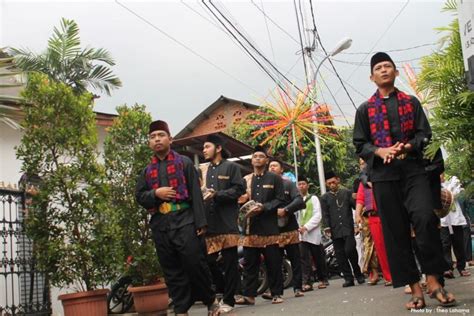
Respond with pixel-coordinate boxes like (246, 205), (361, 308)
(135, 153), (206, 232)
(353, 92), (432, 182)
(320, 188), (355, 239)
(279, 179), (305, 233)
(204, 160), (245, 235)
(247, 171), (285, 236)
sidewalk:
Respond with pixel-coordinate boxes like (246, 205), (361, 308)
(114, 267), (473, 315)
(191, 268), (474, 315)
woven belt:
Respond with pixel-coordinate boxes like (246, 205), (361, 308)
(158, 202), (190, 214)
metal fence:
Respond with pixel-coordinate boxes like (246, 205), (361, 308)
(0, 188), (51, 316)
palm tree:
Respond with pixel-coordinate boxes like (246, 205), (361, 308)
(417, 0), (474, 192)
(10, 18), (122, 96)
(0, 51), (24, 129)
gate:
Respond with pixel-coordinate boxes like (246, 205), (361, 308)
(0, 188), (51, 316)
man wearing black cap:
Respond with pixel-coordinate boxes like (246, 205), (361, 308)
(353, 52), (456, 309)
(202, 134), (244, 313)
(235, 146), (286, 305)
(264, 159), (305, 298)
(320, 171), (364, 287)
(135, 120), (218, 316)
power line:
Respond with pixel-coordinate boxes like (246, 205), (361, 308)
(308, 0), (358, 110)
(183, 1), (306, 89)
(216, 0), (281, 83)
(201, 0), (295, 102)
(250, 0), (300, 45)
(340, 42), (436, 55)
(306, 46), (352, 126)
(181, 0), (221, 30)
(319, 63), (368, 100)
(217, 1), (264, 52)
(114, 0), (261, 96)
(260, 0), (278, 71)
(335, 0), (411, 97)
(317, 72), (351, 126)
(181, 0), (269, 71)
(293, 0), (310, 85)
(207, 0), (303, 95)
(331, 56), (424, 66)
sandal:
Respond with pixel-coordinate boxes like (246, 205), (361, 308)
(459, 270), (471, 277)
(429, 287), (456, 307)
(235, 296), (255, 305)
(261, 292), (272, 300)
(272, 296), (284, 304)
(405, 296), (426, 310)
(317, 282), (327, 289)
(302, 284), (313, 292)
(443, 270), (455, 279)
(367, 278), (379, 286)
(404, 285), (412, 295)
(384, 281), (392, 287)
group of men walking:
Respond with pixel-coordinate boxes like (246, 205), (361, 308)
(136, 123), (332, 315)
(135, 51), (459, 315)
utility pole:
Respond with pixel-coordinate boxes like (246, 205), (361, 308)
(302, 28), (327, 195)
(303, 29), (352, 195)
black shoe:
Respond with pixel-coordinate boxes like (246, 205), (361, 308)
(342, 280), (355, 287)
(356, 276), (366, 284)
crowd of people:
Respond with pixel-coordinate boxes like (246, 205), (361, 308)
(135, 52), (473, 316)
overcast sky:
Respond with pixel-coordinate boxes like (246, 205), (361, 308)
(1, 0), (452, 134)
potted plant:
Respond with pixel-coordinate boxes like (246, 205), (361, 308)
(104, 104), (168, 314)
(16, 74), (120, 316)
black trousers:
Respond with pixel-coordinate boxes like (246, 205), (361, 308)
(283, 243), (303, 291)
(464, 225), (473, 262)
(151, 223), (215, 314)
(243, 244), (283, 297)
(207, 246), (239, 306)
(440, 226), (466, 273)
(373, 173), (449, 288)
(332, 235), (362, 281)
(300, 241), (328, 284)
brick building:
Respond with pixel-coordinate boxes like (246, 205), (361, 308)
(175, 95), (258, 138)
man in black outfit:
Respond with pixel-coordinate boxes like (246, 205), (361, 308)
(321, 171), (364, 287)
(235, 146), (286, 305)
(202, 134), (244, 314)
(353, 52), (456, 310)
(135, 120), (218, 316)
(263, 159), (305, 298)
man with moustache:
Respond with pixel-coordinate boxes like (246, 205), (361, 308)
(202, 134), (244, 314)
(135, 120), (218, 316)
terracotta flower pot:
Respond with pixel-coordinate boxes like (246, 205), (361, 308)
(58, 289), (109, 316)
(128, 282), (169, 314)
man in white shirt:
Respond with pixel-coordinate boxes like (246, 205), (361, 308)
(297, 176), (329, 291)
(440, 174), (471, 278)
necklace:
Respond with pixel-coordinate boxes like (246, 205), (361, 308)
(332, 190), (343, 208)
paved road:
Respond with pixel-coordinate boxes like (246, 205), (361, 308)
(189, 267), (474, 316)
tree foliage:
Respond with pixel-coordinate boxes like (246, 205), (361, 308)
(103, 104), (162, 285)
(16, 73), (120, 291)
(10, 18), (122, 96)
(417, 1), (474, 193)
(229, 109), (359, 193)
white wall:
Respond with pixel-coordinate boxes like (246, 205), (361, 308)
(1, 120), (111, 316)
(0, 122), (23, 187)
